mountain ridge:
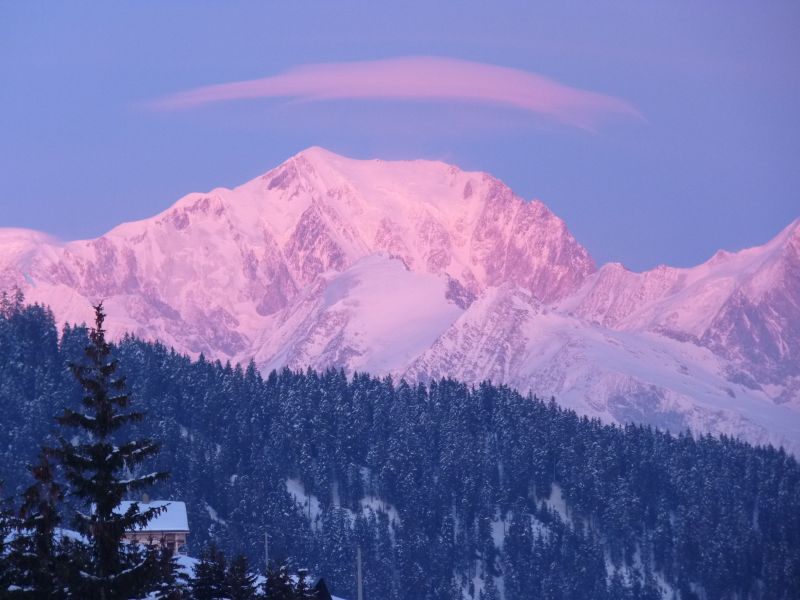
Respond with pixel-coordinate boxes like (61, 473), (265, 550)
(1, 147), (797, 451)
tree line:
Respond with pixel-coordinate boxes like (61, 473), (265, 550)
(0, 298), (320, 599)
(1, 297), (799, 599)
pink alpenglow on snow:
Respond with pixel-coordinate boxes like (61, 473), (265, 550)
(150, 56), (643, 130)
(2, 149), (797, 453)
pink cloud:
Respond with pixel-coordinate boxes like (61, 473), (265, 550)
(150, 56), (642, 130)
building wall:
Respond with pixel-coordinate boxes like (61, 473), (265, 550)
(124, 531), (188, 554)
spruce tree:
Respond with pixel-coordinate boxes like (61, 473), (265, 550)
(147, 544), (188, 600)
(6, 453), (68, 598)
(0, 482), (15, 595)
(191, 543), (228, 600)
(264, 562), (297, 600)
(293, 568), (316, 600)
(226, 554), (260, 600)
(51, 303), (172, 599)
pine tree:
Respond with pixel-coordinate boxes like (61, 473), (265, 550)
(51, 303), (172, 599)
(6, 453), (68, 598)
(264, 562), (297, 600)
(0, 481), (15, 594)
(480, 575), (500, 600)
(293, 568), (316, 600)
(191, 543), (228, 600)
(226, 554), (260, 600)
(147, 545), (188, 599)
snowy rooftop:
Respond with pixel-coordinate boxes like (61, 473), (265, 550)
(116, 500), (189, 532)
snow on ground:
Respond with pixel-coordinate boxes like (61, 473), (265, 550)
(459, 564), (506, 600)
(257, 254), (464, 375)
(408, 283), (800, 453)
(359, 494), (401, 527)
(460, 563), (485, 600)
(174, 553), (199, 579)
(491, 511), (507, 549)
(204, 502), (228, 526)
(285, 478), (323, 528)
(285, 475), (401, 534)
(541, 483), (570, 524)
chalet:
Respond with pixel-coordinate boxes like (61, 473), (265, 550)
(117, 499), (189, 554)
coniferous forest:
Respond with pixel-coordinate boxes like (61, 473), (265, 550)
(1, 300), (799, 599)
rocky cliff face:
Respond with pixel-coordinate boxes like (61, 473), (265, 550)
(1, 148), (797, 451)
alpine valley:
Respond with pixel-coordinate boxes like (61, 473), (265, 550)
(1, 147), (798, 453)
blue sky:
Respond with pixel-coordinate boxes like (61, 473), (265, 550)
(1, 1), (798, 270)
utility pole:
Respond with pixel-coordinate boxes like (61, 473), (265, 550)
(264, 530), (269, 576)
(356, 545), (363, 600)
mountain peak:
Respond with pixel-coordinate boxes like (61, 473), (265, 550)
(779, 216), (800, 245)
(283, 146), (483, 183)
(0, 150), (797, 452)
(0, 228), (62, 269)
(290, 145), (348, 166)
(0, 227), (61, 246)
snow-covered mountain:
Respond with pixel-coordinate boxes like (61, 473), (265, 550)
(1, 147), (798, 451)
(562, 219), (800, 406)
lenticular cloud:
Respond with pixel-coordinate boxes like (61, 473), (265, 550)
(151, 56), (641, 130)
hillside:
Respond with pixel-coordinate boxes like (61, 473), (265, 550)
(1, 302), (798, 600)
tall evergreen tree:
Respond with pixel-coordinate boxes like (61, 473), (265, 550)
(264, 563), (297, 600)
(0, 481), (15, 595)
(293, 568), (316, 600)
(191, 543), (228, 600)
(147, 545), (188, 600)
(51, 303), (172, 599)
(6, 453), (68, 598)
(226, 554), (260, 600)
